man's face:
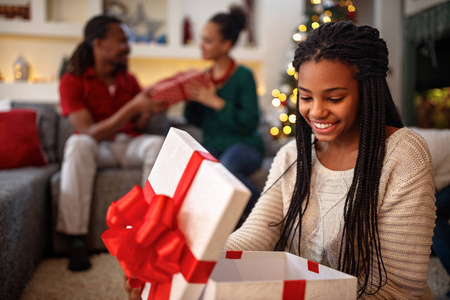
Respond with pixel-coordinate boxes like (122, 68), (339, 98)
(97, 23), (130, 70)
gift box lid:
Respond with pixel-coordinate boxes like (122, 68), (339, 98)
(139, 127), (252, 300)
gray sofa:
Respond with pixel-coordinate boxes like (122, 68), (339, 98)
(0, 103), (62, 300)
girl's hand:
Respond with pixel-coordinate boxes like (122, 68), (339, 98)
(124, 274), (143, 300)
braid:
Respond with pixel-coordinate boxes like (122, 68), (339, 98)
(276, 21), (403, 297)
(66, 15), (121, 76)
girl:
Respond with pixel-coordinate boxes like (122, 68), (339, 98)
(224, 21), (436, 299)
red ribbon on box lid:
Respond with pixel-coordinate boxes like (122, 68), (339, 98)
(146, 69), (211, 107)
(102, 151), (219, 300)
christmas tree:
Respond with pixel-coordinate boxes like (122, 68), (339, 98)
(269, 0), (357, 139)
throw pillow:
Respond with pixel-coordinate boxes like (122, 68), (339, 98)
(0, 109), (47, 169)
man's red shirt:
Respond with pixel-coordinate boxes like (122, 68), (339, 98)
(60, 68), (142, 137)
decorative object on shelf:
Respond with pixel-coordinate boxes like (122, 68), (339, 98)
(269, 0), (357, 140)
(104, 0), (128, 22)
(0, 3), (30, 20)
(182, 16), (193, 45)
(13, 55), (30, 81)
(127, 1), (163, 44)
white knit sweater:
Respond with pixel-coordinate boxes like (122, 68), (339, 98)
(224, 127), (436, 299)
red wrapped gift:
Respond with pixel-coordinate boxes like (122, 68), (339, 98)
(147, 69), (212, 107)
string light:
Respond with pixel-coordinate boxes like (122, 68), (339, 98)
(289, 114), (296, 123)
(348, 5), (355, 12)
(279, 113), (288, 122)
(271, 89), (280, 97)
(299, 24), (307, 32)
(311, 0), (321, 4)
(283, 126), (292, 135)
(270, 127), (280, 136)
(323, 16), (331, 23)
(312, 22), (320, 29)
(287, 62), (296, 76)
(272, 98), (281, 107)
(290, 94), (297, 104)
(293, 32), (302, 42)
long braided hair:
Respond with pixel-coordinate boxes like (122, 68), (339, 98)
(66, 15), (121, 76)
(274, 21), (404, 297)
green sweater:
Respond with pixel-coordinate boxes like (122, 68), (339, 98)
(184, 65), (265, 155)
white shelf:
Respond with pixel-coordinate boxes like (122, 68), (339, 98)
(0, 19), (82, 38)
(0, 82), (59, 104)
(130, 44), (264, 62)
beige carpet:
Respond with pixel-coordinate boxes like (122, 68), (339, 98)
(20, 253), (127, 300)
(20, 253), (450, 300)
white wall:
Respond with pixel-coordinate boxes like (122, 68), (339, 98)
(374, 0), (403, 114)
(258, 0), (302, 124)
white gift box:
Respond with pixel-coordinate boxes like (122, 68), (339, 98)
(201, 251), (357, 300)
(140, 127), (251, 300)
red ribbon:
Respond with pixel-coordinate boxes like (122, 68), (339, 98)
(102, 151), (218, 300)
(283, 280), (306, 300)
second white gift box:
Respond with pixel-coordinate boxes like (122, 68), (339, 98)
(201, 251), (357, 300)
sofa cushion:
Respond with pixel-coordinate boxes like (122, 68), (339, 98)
(12, 102), (59, 163)
(0, 109), (47, 169)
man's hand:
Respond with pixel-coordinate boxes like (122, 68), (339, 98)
(129, 91), (168, 115)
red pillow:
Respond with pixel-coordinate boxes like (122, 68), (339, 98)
(0, 109), (47, 169)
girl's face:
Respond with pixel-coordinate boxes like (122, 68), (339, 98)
(200, 22), (231, 60)
(297, 59), (360, 145)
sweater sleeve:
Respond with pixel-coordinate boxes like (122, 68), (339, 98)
(224, 141), (296, 251)
(363, 130), (436, 299)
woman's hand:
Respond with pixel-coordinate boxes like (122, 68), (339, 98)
(124, 274), (143, 300)
(187, 81), (225, 110)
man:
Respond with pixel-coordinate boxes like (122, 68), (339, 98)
(57, 15), (166, 271)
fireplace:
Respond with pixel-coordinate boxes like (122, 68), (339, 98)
(402, 1), (450, 128)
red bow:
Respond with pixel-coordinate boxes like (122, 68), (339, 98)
(102, 151), (218, 300)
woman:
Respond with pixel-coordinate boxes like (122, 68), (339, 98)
(184, 5), (265, 224)
(224, 22), (436, 299)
